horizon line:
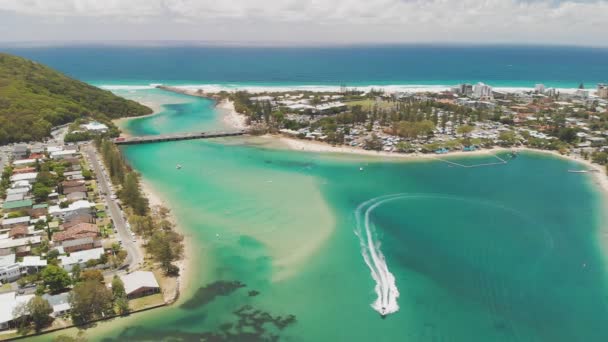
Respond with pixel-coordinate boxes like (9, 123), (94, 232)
(1, 40), (608, 50)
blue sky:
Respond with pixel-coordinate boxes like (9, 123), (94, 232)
(0, 0), (606, 46)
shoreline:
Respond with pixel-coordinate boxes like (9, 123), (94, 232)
(138, 177), (196, 304)
(268, 134), (608, 194)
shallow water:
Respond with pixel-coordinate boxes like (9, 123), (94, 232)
(67, 88), (608, 342)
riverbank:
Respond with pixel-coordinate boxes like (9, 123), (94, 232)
(138, 179), (196, 304)
(266, 134), (608, 195)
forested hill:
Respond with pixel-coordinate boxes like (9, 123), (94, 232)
(0, 53), (152, 144)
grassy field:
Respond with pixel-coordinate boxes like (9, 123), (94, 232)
(345, 99), (396, 111)
(129, 293), (165, 311)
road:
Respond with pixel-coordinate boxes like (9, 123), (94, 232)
(83, 143), (143, 270)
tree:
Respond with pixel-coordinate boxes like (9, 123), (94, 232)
(111, 276), (130, 315)
(364, 134), (383, 151)
(71, 264), (81, 283)
(41, 265), (71, 293)
(28, 296), (54, 332)
(457, 124), (474, 136)
(498, 131), (518, 146)
(69, 280), (114, 325)
(33, 183), (52, 202)
(80, 269), (104, 283)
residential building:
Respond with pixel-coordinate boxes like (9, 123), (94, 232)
(59, 247), (104, 271)
(0, 236), (41, 257)
(9, 173), (38, 184)
(82, 122), (108, 133)
(42, 293), (71, 317)
(0, 254), (20, 283)
(1, 216), (30, 229)
(19, 256), (47, 274)
(0, 292), (34, 330)
(49, 200), (94, 218)
(61, 237), (100, 253)
(1, 200), (32, 213)
(11, 145), (28, 160)
(120, 271), (161, 299)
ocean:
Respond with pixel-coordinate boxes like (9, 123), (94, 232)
(12, 46), (608, 341)
(3, 45), (608, 89)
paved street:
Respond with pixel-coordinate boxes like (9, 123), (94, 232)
(83, 144), (143, 270)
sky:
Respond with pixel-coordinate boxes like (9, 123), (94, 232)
(0, 0), (607, 46)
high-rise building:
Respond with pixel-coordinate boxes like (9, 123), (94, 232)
(535, 84), (546, 94)
(473, 82), (493, 99)
(457, 84), (473, 97)
(598, 84), (608, 99)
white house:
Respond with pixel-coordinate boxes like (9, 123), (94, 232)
(50, 150), (78, 160)
(0, 292), (33, 330)
(42, 293), (71, 317)
(82, 122), (108, 133)
(59, 247), (104, 271)
(120, 271), (161, 299)
(10, 173), (38, 184)
(49, 200), (94, 218)
(0, 254), (21, 283)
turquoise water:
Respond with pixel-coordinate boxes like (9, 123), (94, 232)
(71, 88), (608, 341)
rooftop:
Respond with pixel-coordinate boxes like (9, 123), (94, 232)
(120, 271), (160, 295)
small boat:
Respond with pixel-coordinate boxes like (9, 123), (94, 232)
(359, 167), (364, 171)
(176, 164), (182, 170)
(568, 170), (589, 173)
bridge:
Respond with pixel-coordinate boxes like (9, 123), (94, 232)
(113, 130), (247, 145)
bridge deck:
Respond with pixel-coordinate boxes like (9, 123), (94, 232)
(114, 130), (247, 145)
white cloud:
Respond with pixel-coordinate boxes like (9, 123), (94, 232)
(0, 0), (607, 45)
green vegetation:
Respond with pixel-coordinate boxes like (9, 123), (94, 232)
(96, 139), (184, 276)
(27, 296), (54, 333)
(0, 53), (152, 144)
(41, 265), (71, 293)
(111, 276), (130, 315)
(69, 279), (114, 325)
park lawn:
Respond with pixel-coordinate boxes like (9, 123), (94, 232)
(129, 293), (165, 311)
(0, 283), (12, 292)
(345, 99), (395, 111)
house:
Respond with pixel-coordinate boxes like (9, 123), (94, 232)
(1, 216), (31, 229)
(0, 236), (41, 257)
(42, 293), (71, 317)
(59, 247), (104, 271)
(63, 185), (87, 195)
(19, 256), (47, 274)
(6, 188), (29, 196)
(120, 271), (161, 299)
(8, 226), (29, 239)
(49, 200), (94, 218)
(53, 223), (98, 242)
(50, 150), (78, 160)
(12, 159), (37, 167)
(63, 213), (95, 229)
(12, 167), (37, 176)
(11, 145), (28, 160)
(31, 204), (49, 218)
(1, 200), (32, 213)
(61, 237), (100, 253)
(5, 194), (25, 202)
(82, 122), (108, 133)
(0, 254), (20, 283)
(66, 192), (87, 201)
(0, 292), (34, 330)
(10, 173), (38, 184)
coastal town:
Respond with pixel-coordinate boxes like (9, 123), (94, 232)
(178, 82), (608, 171)
(2, 80), (608, 339)
(0, 120), (182, 339)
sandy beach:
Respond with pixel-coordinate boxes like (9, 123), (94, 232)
(216, 99), (247, 130)
(139, 179), (195, 304)
(267, 134), (608, 196)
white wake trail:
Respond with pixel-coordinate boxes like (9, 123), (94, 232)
(355, 194), (404, 316)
